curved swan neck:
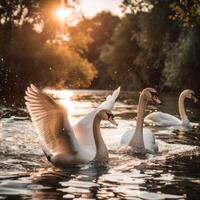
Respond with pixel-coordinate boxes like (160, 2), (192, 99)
(129, 94), (147, 148)
(178, 92), (187, 121)
(93, 114), (108, 161)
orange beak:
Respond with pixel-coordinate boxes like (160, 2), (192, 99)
(108, 116), (118, 126)
(192, 96), (198, 103)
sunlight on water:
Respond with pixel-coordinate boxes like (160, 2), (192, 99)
(45, 89), (77, 118)
(0, 89), (200, 199)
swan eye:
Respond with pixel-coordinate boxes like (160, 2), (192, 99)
(191, 92), (195, 97)
(150, 91), (159, 98)
(191, 92), (195, 98)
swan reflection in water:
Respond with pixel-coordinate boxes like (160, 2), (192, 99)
(30, 164), (108, 199)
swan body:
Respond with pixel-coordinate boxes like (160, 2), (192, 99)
(144, 112), (182, 126)
(121, 128), (158, 153)
(120, 88), (161, 154)
(144, 89), (197, 127)
(25, 84), (120, 166)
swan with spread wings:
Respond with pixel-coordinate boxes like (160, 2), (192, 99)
(25, 84), (120, 166)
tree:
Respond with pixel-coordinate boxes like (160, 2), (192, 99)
(69, 11), (120, 88)
(162, 29), (200, 91)
(170, 0), (200, 28)
(100, 15), (142, 90)
(100, 0), (179, 90)
(0, 0), (97, 98)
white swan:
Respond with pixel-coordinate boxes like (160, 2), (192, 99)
(121, 88), (161, 154)
(144, 89), (198, 127)
(25, 84), (120, 166)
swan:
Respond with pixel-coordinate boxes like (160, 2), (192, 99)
(144, 89), (198, 127)
(25, 84), (120, 166)
(121, 88), (161, 154)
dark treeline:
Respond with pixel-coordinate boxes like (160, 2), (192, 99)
(1, 0), (200, 99)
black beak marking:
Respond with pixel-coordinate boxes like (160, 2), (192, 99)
(107, 112), (114, 119)
(191, 92), (198, 102)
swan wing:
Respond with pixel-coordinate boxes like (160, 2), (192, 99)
(144, 111), (181, 126)
(99, 86), (121, 110)
(74, 87), (121, 152)
(25, 84), (79, 157)
(143, 129), (158, 153)
(121, 129), (134, 145)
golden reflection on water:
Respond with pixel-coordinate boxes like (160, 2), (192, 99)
(45, 89), (76, 117)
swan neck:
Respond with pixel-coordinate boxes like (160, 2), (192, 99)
(178, 93), (187, 121)
(93, 114), (108, 161)
(136, 95), (147, 130)
(129, 94), (147, 148)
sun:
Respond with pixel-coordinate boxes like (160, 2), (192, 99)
(55, 7), (71, 22)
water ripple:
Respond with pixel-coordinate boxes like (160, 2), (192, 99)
(0, 90), (200, 199)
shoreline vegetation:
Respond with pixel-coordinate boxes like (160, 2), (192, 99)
(1, 0), (200, 99)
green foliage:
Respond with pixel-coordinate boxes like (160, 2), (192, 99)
(169, 0), (200, 28)
(116, 0), (200, 91)
(100, 1), (178, 90)
(121, 0), (154, 13)
(69, 12), (120, 88)
(99, 0), (200, 92)
(100, 15), (142, 89)
(38, 42), (97, 88)
(163, 29), (200, 90)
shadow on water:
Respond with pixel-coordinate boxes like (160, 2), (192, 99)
(29, 164), (108, 199)
(0, 89), (200, 199)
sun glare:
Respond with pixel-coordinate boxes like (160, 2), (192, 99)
(45, 89), (76, 117)
(55, 7), (71, 21)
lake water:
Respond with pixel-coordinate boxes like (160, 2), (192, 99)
(0, 89), (200, 200)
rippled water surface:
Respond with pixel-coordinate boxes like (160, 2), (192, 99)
(0, 90), (200, 200)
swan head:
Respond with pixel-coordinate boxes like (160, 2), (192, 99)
(97, 109), (118, 126)
(141, 88), (161, 104)
(182, 89), (198, 103)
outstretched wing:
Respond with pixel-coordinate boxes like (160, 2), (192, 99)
(73, 87), (121, 152)
(25, 84), (78, 156)
(99, 87), (121, 110)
